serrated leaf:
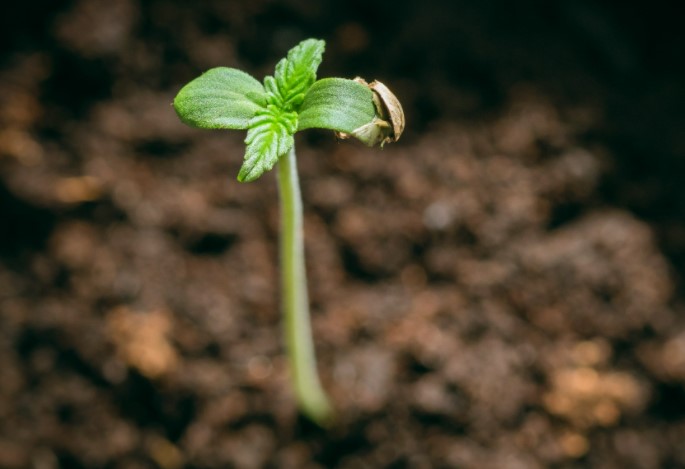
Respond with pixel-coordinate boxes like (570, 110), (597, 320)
(266, 39), (325, 112)
(174, 68), (267, 129)
(238, 107), (297, 182)
(298, 78), (376, 134)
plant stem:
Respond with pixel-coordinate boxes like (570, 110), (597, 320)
(277, 144), (333, 425)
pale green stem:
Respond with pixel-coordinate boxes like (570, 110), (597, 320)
(277, 144), (333, 425)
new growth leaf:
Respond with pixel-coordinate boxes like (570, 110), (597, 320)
(173, 38), (391, 182)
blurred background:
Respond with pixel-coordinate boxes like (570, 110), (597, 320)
(1, 0), (684, 467)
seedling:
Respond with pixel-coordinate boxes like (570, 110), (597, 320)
(173, 38), (403, 425)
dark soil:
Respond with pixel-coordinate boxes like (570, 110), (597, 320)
(2, 1), (685, 468)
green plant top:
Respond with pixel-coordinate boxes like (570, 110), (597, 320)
(174, 39), (403, 182)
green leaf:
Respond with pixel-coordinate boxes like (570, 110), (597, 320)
(174, 68), (267, 129)
(238, 106), (297, 182)
(298, 78), (377, 134)
(267, 39), (325, 112)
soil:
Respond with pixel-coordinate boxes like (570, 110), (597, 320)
(1, 1), (685, 468)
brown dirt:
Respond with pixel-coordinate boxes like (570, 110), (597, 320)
(1, 1), (685, 468)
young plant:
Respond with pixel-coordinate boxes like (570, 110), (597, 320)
(173, 38), (404, 425)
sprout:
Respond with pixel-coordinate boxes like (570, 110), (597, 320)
(173, 38), (404, 425)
